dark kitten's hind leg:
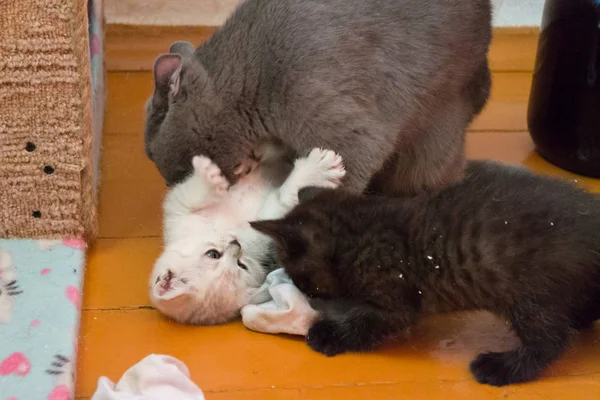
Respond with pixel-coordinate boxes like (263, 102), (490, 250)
(306, 299), (413, 357)
(470, 308), (572, 386)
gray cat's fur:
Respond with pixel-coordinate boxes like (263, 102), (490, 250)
(145, 0), (492, 195)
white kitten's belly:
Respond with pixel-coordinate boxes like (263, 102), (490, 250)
(171, 170), (275, 242)
(222, 170), (275, 221)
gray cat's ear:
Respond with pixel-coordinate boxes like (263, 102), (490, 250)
(298, 186), (328, 204)
(169, 41), (195, 57)
(152, 54), (183, 96)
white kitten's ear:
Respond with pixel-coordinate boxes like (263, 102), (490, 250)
(169, 41), (195, 57)
(152, 282), (188, 301)
(152, 54), (183, 96)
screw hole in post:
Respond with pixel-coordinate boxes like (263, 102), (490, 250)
(25, 142), (36, 152)
(32, 210), (41, 218)
(44, 166), (54, 174)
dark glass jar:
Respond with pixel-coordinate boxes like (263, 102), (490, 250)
(528, 0), (600, 177)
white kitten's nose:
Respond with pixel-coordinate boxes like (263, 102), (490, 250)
(228, 240), (242, 257)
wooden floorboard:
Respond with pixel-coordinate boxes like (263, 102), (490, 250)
(76, 306), (600, 398)
(80, 24), (600, 396)
(105, 25), (539, 73)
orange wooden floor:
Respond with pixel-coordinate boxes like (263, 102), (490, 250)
(76, 70), (600, 399)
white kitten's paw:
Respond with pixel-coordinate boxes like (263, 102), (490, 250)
(192, 156), (229, 195)
(297, 148), (346, 188)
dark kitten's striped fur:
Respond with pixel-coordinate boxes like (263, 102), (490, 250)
(251, 160), (600, 387)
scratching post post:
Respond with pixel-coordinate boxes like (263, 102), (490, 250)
(0, 0), (104, 241)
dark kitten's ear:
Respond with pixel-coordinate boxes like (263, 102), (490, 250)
(169, 41), (195, 57)
(249, 220), (286, 239)
(298, 186), (328, 204)
(152, 54), (182, 96)
(250, 220), (308, 258)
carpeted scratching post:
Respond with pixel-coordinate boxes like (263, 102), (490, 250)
(0, 1), (104, 399)
(0, 0), (104, 241)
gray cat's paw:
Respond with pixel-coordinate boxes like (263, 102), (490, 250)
(192, 156), (229, 195)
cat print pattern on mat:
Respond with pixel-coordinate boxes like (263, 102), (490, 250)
(47, 354), (74, 400)
(0, 240), (85, 400)
(0, 249), (21, 324)
(145, 0), (492, 196)
(252, 160), (600, 387)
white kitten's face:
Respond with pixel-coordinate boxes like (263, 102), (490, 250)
(149, 235), (267, 325)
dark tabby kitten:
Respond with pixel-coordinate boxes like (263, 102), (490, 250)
(144, 0), (492, 196)
(251, 160), (600, 387)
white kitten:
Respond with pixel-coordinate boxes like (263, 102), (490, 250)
(149, 147), (346, 325)
(0, 249), (20, 324)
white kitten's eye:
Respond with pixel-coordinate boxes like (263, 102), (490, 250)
(205, 249), (221, 259)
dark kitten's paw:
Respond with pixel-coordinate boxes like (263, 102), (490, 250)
(306, 319), (348, 357)
(470, 351), (529, 387)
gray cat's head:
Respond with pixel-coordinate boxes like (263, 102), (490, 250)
(145, 41), (255, 186)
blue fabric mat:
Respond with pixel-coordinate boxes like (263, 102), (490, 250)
(0, 239), (86, 400)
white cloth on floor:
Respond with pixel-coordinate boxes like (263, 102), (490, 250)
(241, 268), (318, 336)
(92, 354), (205, 400)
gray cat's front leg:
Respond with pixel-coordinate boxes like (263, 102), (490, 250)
(312, 133), (392, 195)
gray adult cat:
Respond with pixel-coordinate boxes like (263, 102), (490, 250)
(145, 0), (492, 196)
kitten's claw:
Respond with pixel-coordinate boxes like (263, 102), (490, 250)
(297, 148), (346, 188)
(278, 148), (346, 209)
(306, 319), (348, 357)
(192, 156), (230, 195)
(233, 152), (260, 178)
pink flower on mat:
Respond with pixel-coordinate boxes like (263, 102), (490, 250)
(7, 396), (17, 400)
(62, 239), (86, 251)
(30, 320), (41, 327)
(41, 268), (51, 276)
(0, 352), (31, 376)
(91, 34), (101, 56)
(66, 286), (81, 310)
(48, 385), (70, 400)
